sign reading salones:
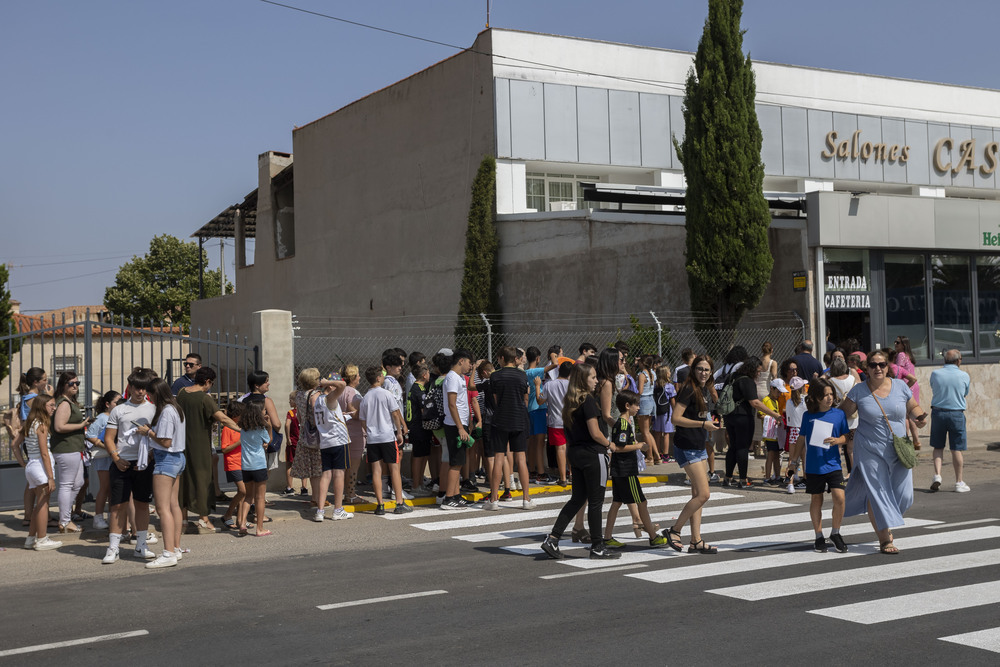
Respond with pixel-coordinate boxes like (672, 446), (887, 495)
(821, 132), (1000, 176)
(822, 131), (909, 164)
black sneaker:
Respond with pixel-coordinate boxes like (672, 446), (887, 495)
(830, 533), (848, 553)
(499, 490), (513, 502)
(541, 535), (564, 559)
(282, 487), (295, 495)
(721, 478), (732, 488)
(461, 479), (478, 492)
(374, 504), (386, 516)
(589, 543), (623, 560)
(393, 503), (413, 514)
(814, 536), (828, 553)
(440, 497), (462, 510)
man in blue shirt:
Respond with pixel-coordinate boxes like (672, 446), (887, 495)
(929, 349), (971, 493)
(170, 353), (202, 395)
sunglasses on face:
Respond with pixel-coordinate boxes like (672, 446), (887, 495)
(184, 362), (198, 368)
(868, 361), (888, 369)
(694, 367), (711, 373)
(68, 381), (81, 387)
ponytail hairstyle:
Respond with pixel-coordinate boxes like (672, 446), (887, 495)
(147, 378), (184, 426)
(247, 370), (270, 394)
(21, 394), (54, 439)
(655, 365), (672, 388)
(95, 391), (121, 415)
(563, 363), (596, 429)
(18, 368), (46, 396)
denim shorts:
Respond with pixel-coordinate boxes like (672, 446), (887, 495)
(930, 409), (967, 451)
(638, 395), (655, 417)
(673, 447), (708, 468)
(91, 456), (112, 472)
(152, 449), (187, 479)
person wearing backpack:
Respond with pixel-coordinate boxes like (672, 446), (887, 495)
(406, 362), (433, 496)
(289, 369), (325, 511)
(722, 358), (782, 489)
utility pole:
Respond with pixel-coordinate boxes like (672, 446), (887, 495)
(486, 0), (490, 28)
(220, 240), (225, 295)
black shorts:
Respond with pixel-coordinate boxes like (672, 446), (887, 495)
(806, 470), (846, 495)
(225, 469), (244, 483)
(611, 475), (646, 505)
(321, 447), (348, 471)
(491, 427), (527, 456)
(443, 424), (467, 468)
(764, 440), (780, 452)
(367, 441), (399, 465)
(108, 462), (154, 506)
(242, 468), (268, 483)
(410, 432), (432, 458)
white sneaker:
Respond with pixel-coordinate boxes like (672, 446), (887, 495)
(390, 488), (414, 501)
(23, 536), (36, 550)
(482, 500), (500, 511)
(93, 515), (109, 530)
(146, 553), (178, 569)
(174, 548), (184, 561)
(786, 483), (795, 494)
(955, 481), (971, 493)
(521, 499), (538, 510)
(435, 494), (446, 505)
(312, 510), (325, 522)
(134, 546), (156, 560)
(146, 532), (158, 545)
(709, 473), (721, 483)
(331, 508), (354, 520)
(512, 475), (522, 491)
(102, 547), (119, 564)
(34, 536), (62, 551)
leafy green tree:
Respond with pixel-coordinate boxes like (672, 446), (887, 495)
(104, 235), (229, 328)
(676, 0), (772, 339)
(455, 156), (499, 346)
(0, 264), (21, 384)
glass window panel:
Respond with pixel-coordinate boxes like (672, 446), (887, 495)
(977, 256), (1000, 359)
(885, 253), (929, 360)
(823, 248), (870, 292)
(526, 177), (545, 211)
(548, 180), (575, 211)
(931, 254), (973, 358)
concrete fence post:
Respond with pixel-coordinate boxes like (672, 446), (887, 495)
(251, 310), (294, 491)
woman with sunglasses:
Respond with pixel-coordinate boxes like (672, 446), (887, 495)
(838, 350), (927, 554)
(661, 356), (721, 554)
(50, 372), (93, 533)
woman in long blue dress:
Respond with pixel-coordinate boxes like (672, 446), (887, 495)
(838, 349), (927, 554)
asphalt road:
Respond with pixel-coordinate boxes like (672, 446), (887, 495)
(2, 447), (999, 666)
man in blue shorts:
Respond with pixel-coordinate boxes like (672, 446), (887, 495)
(929, 349), (971, 493)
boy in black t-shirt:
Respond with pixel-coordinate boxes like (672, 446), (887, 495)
(406, 363), (432, 495)
(603, 391), (670, 549)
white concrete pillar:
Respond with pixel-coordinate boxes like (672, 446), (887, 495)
(496, 159), (528, 214)
(251, 309), (294, 489)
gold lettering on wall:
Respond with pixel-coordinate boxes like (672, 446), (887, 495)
(982, 142), (999, 176)
(953, 139), (977, 174)
(821, 130), (909, 165)
(934, 137), (953, 172)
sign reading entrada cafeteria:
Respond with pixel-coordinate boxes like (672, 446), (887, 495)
(822, 131), (1000, 175)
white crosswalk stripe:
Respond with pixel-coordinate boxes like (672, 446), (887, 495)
(939, 627), (1000, 654)
(387, 479), (1000, 633)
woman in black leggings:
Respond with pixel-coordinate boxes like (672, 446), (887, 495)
(541, 364), (620, 560)
(723, 357), (782, 488)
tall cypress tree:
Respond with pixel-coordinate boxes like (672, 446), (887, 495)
(455, 156), (499, 343)
(676, 0), (772, 335)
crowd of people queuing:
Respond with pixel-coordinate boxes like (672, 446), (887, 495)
(2, 331), (954, 566)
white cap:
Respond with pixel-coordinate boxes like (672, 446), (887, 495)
(437, 348), (453, 356)
(769, 379), (787, 391)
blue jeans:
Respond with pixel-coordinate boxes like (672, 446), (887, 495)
(930, 409), (966, 451)
(152, 449), (187, 478)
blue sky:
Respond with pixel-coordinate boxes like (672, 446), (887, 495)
(3, 0), (999, 313)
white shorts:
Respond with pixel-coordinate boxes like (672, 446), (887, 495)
(25, 454), (54, 489)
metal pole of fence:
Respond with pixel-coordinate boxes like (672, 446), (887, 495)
(7, 321), (13, 409)
(226, 332), (231, 398)
(72, 310), (78, 391)
(650, 310), (662, 358)
(100, 315), (105, 396)
(120, 314), (126, 391)
(480, 313), (492, 362)
(83, 309), (93, 415)
(139, 317), (145, 369)
(60, 312), (66, 377)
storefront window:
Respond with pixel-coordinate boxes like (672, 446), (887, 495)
(526, 174), (545, 211)
(977, 256), (1000, 359)
(884, 253), (928, 360)
(931, 255), (973, 357)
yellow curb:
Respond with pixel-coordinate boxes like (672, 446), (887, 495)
(342, 475), (677, 512)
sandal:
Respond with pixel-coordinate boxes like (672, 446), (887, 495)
(571, 528), (591, 544)
(879, 541), (900, 554)
(664, 526), (684, 552)
(632, 523), (643, 538)
(688, 539), (718, 555)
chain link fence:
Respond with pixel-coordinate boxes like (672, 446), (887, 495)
(293, 314), (805, 392)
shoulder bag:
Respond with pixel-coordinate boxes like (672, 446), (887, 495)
(871, 389), (917, 469)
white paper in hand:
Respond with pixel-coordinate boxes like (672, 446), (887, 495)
(809, 420), (834, 449)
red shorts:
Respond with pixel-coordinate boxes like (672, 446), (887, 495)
(547, 427), (567, 447)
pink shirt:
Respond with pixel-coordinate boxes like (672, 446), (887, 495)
(895, 352), (919, 402)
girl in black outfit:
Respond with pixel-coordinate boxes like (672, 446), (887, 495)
(541, 364), (620, 560)
(723, 357), (783, 488)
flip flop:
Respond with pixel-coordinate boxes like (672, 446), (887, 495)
(256, 530), (273, 537)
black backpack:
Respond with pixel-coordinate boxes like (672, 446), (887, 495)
(422, 377), (445, 431)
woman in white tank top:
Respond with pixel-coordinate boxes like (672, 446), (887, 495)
(11, 394), (62, 551)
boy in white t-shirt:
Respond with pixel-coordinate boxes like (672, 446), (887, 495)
(441, 350), (475, 510)
(358, 367), (410, 516)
